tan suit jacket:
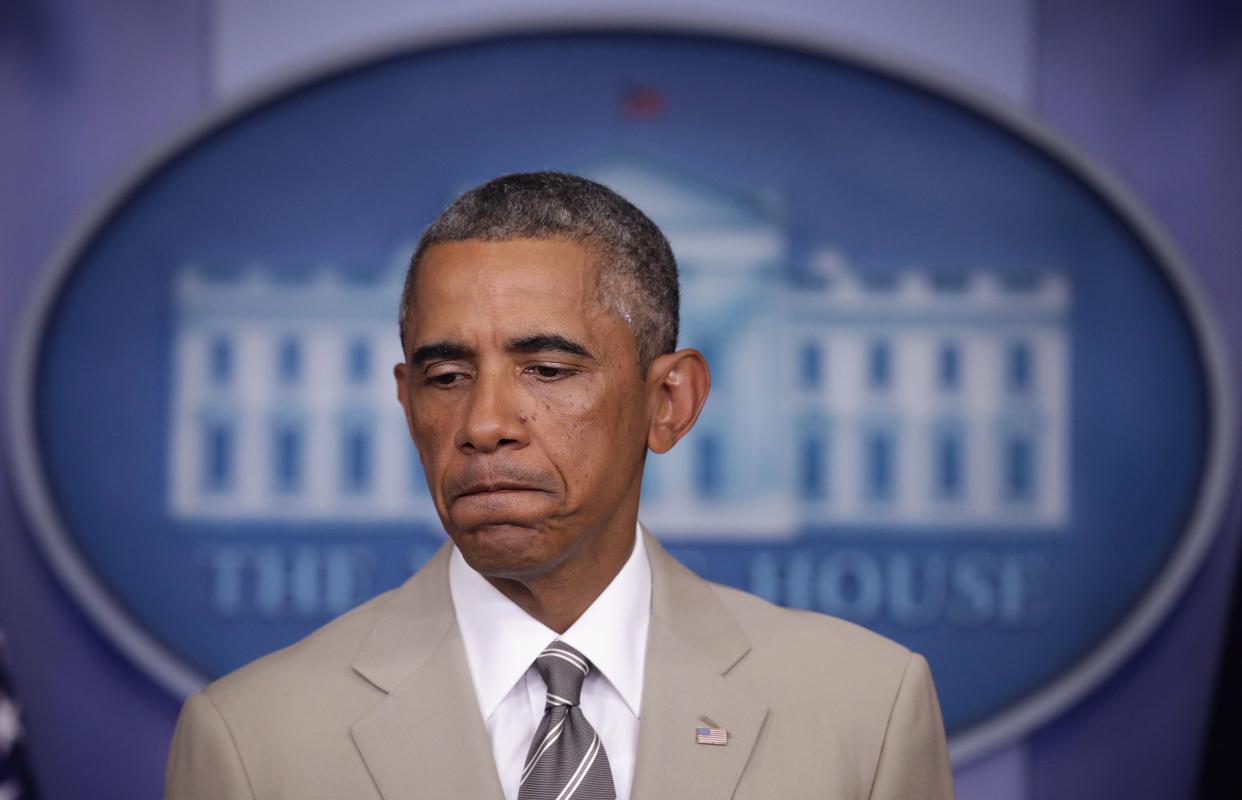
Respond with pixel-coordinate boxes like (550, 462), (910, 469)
(165, 531), (955, 799)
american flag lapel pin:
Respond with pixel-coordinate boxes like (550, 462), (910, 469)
(695, 715), (728, 745)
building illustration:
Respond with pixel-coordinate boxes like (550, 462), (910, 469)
(167, 156), (1071, 537)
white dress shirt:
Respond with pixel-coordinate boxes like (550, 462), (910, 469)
(448, 525), (651, 800)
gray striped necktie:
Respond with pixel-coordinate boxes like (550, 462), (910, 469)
(517, 640), (617, 800)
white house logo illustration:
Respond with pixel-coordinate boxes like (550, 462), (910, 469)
(168, 156), (1071, 536)
(23, 33), (1227, 762)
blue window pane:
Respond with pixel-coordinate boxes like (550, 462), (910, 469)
(278, 337), (302, 384)
(209, 337), (232, 385)
(799, 342), (821, 389)
(699, 342), (720, 386)
(799, 436), (827, 499)
(273, 423), (303, 494)
(348, 339), (370, 383)
(203, 421), (232, 491)
(866, 431), (894, 501)
(696, 435), (722, 498)
(1005, 436), (1034, 501)
(641, 461), (662, 503)
(868, 341), (891, 390)
(343, 426), (371, 493)
(938, 344), (960, 390)
(936, 435), (962, 499)
(1007, 342), (1032, 392)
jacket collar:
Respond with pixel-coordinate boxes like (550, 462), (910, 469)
(349, 541), (505, 800)
(351, 541), (456, 693)
(349, 529), (768, 799)
(643, 525), (752, 674)
(634, 527), (769, 799)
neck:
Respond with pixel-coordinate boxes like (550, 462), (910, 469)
(486, 522), (637, 633)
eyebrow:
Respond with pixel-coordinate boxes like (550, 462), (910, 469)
(508, 333), (596, 361)
(409, 341), (473, 367)
(408, 334), (595, 367)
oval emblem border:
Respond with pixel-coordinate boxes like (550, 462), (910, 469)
(7, 19), (1235, 764)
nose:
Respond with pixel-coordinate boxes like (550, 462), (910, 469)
(455, 367), (528, 454)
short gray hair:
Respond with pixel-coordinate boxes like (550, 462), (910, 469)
(399, 171), (679, 367)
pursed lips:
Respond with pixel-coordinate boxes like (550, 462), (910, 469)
(455, 481), (548, 499)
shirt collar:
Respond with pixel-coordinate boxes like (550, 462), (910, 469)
(448, 524), (651, 720)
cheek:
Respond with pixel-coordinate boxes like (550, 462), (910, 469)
(408, 407), (455, 471)
(531, 383), (644, 484)
(531, 379), (622, 433)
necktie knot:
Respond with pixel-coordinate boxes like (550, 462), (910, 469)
(520, 640), (615, 799)
(533, 640), (591, 708)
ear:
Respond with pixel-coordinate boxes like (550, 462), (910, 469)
(645, 348), (711, 454)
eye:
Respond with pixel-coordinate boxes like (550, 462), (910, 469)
(425, 370), (467, 387)
(526, 364), (574, 381)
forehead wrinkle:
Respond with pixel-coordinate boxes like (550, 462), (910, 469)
(444, 252), (594, 308)
(412, 238), (631, 358)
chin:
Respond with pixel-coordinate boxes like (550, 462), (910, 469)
(452, 523), (562, 579)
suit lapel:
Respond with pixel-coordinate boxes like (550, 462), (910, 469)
(632, 531), (769, 799)
(345, 529), (768, 799)
(349, 542), (504, 800)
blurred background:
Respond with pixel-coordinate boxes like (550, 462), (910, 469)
(2, 1), (1241, 798)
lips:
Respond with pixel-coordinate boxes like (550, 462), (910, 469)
(457, 481), (545, 498)
(446, 464), (556, 505)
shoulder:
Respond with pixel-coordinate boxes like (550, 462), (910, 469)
(201, 586), (395, 717)
(705, 580), (917, 709)
(167, 586), (420, 797)
(702, 581), (953, 795)
(710, 580), (911, 667)
(645, 531), (916, 698)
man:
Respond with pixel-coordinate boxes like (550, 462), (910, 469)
(165, 172), (955, 799)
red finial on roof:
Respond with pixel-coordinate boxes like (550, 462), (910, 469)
(621, 85), (665, 119)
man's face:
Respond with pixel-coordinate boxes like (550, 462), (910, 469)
(395, 238), (651, 580)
